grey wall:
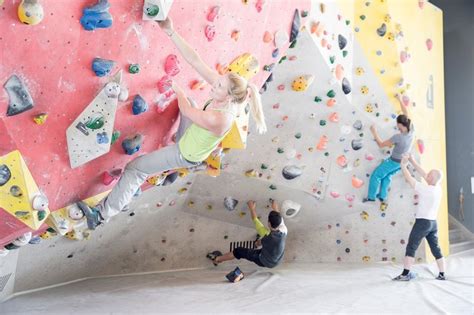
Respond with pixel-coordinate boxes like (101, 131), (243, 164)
(431, 0), (474, 232)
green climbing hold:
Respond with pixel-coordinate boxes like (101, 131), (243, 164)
(329, 56), (335, 64)
(376, 112), (380, 117)
(359, 133), (364, 137)
(224, 235), (228, 239)
(46, 227), (56, 233)
(320, 120), (326, 126)
(85, 115), (105, 130)
(301, 10), (308, 17)
(277, 148), (284, 154)
(342, 50), (348, 57)
(37, 210), (46, 221)
(295, 132), (302, 139)
(345, 20), (350, 25)
(145, 4), (159, 17)
(261, 163), (268, 170)
(360, 15), (366, 20)
(129, 64), (140, 74)
(269, 184), (277, 190)
(324, 152), (329, 156)
(111, 130), (121, 144)
(289, 40), (297, 48)
(279, 56), (287, 64)
(327, 90), (336, 98)
(314, 96), (322, 102)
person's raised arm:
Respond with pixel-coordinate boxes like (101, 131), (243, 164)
(408, 154), (428, 182)
(401, 155), (416, 189)
(158, 17), (218, 85)
(395, 93), (409, 118)
(370, 125), (393, 148)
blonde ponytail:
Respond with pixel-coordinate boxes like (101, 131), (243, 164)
(247, 83), (267, 134)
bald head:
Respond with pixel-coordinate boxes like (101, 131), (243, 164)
(427, 169), (443, 186)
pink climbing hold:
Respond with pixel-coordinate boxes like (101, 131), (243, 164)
(326, 98), (336, 107)
(207, 6), (220, 22)
(345, 194), (355, 203)
(352, 176), (364, 188)
(418, 0), (425, 9)
(205, 25), (216, 41)
(288, 55), (297, 61)
(277, 84), (285, 91)
(164, 54), (180, 77)
(335, 64), (344, 80)
(329, 112), (339, 123)
(336, 155), (347, 167)
(263, 31), (273, 43)
(417, 139), (425, 154)
(255, 0), (265, 13)
(426, 38), (433, 51)
(400, 51), (410, 63)
(317, 135), (329, 150)
(157, 75), (172, 94)
(330, 191), (340, 198)
(102, 169), (122, 185)
(365, 153), (375, 161)
(321, 38), (327, 48)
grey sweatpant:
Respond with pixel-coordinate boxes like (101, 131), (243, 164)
(100, 113), (200, 220)
(405, 218), (443, 259)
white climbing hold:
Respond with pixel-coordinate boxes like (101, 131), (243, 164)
(32, 193), (48, 211)
(281, 200), (301, 219)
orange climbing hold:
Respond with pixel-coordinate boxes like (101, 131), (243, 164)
(326, 99), (336, 107)
(352, 176), (364, 188)
(329, 112), (339, 123)
(190, 80), (207, 90)
(263, 31), (273, 43)
(316, 135), (328, 150)
(231, 30), (240, 41)
(291, 75), (314, 92)
(336, 155), (347, 167)
(335, 64), (344, 80)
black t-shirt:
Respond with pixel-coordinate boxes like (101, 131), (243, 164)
(259, 230), (287, 268)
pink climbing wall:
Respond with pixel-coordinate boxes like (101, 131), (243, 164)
(0, 0), (309, 246)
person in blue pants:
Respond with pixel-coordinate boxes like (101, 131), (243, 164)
(364, 94), (414, 210)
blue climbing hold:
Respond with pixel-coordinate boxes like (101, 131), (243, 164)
(272, 48), (279, 58)
(96, 132), (109, 144)
(92, 58), (115, 77)
(132, 95), (148, 115)
(290, 9), (300, 43)
(122, 134), (143, 155)
(80, 0), (113, 31)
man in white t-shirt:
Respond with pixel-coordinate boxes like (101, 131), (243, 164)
(393, 154), (446, 281)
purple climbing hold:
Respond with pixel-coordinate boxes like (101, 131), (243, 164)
(162, 172), (179, 186)
(4, 75), (34, 116)
(0, 164), (11, 186)
(122, 134), (143, 155)
(342, 77), (351, 94)
(224, 197), (239, 211)
(351, 139), (363, 151)
(282, 165), (303, 180)
(92, 58), (115, 77)
(338, 34), (347, 50)
(289, 9), (301, 43)
(272, 48), (279, 58)
(80, 0), (113, 31)
(132, 95), (148, 115)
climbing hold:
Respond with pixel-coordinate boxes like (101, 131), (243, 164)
(341, 124), (351, 135)
(33, 113), (48, 125)
(335, 64), (344, 81)
(342, 51), (348, 58)
(224, 197), (238, 211)
(360, 211), (369, 221)
(351, 139), (363, 150)
(317, 135), (328, 150)
(122, 134), (143, 155)
(205, 25), (216, 41)
(207, 5), (220, 22)
(352, 120), (364, 130)
(290, 9), (301, 43)
(327, 90), (336, 98)
(157, 75), (172, 93)
(231, 30), (240, 41)
(143, 3), (159, 17)
(277, 147), (284, 154)
(282, 165), (302, 180)
(336, 155), (347, 168)
(163, 172), (179, 186)
(329, 112), (339, 123)
(164, 54), (180, 77)
(102, 169), (121, 185)
(80, 0), (113, 31)
(245, 169), (259, 177)
(365, 153), (374, 161)
(271, 48), (279, 58)
(360, 86), (369, 94)
(129, 64), (140, 74)
(255, 0), (264, 12)
(417, 139), (425, 154)
(314, 96), (322, 102)
(263, 64), (275, 72)
(319, 119), (326, 126)
(4, 74), (34, 116)
(190, 80), (207, 90)
(330, 191), (340, 198)
(274, 30), (288, 48)
(426, 38), (433, 51)
(132, 95), (148, 115)
(269, 184), (277, 190)
(291, 75), (314, 92)
(85, 114), (105, 130)
(329, 56), (335, 64)
(10, 185), (23, 197)
(338, 35), (347, 50)
(281, 200), (301, 218)
(294, 132), (302, 139)
(376, 50), (382, 56)
(360, 15), (366, 20)
(0, 165), (11, 187)
(111, 130), (120, 144)
(326, 99), (336, 107)
(92, 58), (115, 77)
(263, 31), (273, 43)
(32, 193), (48, 211)
(118, 86), (129, 102)
(352, 176), (364, 188)
(400, 50), (409, 63)
(342, 78), (351, 95)
(377, 23), (386, 37)
(18, 0), (44, 25)
(355, 67), (364, 76)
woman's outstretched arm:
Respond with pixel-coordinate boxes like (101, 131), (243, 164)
(158, 17), (218, 85)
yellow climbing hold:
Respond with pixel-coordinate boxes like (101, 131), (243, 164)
(227, 53), (259, 80)
(362, 256), (371, 262)
(355, 67), (364, 75)
(291, 75), (314, 92)
(360, 211), (369, 221)
(33, 113), (48, 125)
(18, 0), (44, 26)
(365, 103), (374, 113)
(361, 86), (369, 94)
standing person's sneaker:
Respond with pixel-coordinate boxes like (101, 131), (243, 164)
(206, 250), (222, 266)
(77, 201), (103, 230)
(362, 197), (375, 203)
(436, 273), (446, 280)
(392, 271), (417, 281)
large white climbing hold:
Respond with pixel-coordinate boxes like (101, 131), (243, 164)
(32, 193), (48, 211)
(274, 30), (289, 48)
(142, 0), (174, 21)
(281, 200), (301, 219)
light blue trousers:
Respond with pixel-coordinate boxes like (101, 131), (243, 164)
(367, 158), (401, 201)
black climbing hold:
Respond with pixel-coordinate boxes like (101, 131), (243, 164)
(189, 228), (195, 233)
(345, 248), (350, 253)
(342, 77), (351, 94)
(163, 172), (179, 186)
(129, 212), (135, 217)
(132, 95), (148, 115)
(67, 254), (73, 258)
(351, 139), (363, 151)
(4, 75), (34, 116)
(265, 73), (273, 83)
(353, 120), (363, 130)
(92, 58), (115, 77)
(224, 197), (239, 211)
(0, 164), (12, 186)
(289, 40), (297, 48)
(377, 23), (387, 37)
(282, 165), (303, 180)
(279, 56), (287, 64)
(338, 34), (347, 50)
(290, 9), (301, 43)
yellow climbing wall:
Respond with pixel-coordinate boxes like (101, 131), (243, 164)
(339, 0), (448, 258)
(0, 150), (50, 230)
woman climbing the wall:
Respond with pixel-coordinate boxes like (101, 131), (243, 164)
(77, 17), (267, 230)
(363, 94), (414, 210)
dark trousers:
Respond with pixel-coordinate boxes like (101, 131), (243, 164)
(406, 218), (443, 259)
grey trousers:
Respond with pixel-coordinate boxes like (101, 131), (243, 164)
(100, 112), (199, 220)
(405, 218), (443, 259)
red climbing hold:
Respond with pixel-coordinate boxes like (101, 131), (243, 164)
(165, 54), (180, 77)
(207, 6), (220, 22)
(102, 169), (122, 185)
(426, 38), (433, 51)
(157, 75), (172, 93)
(255, 0), (265, 13)
(205, 25), (216, 41)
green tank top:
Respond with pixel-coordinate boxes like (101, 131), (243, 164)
(178, 102), (234, 162)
